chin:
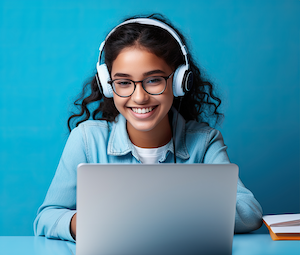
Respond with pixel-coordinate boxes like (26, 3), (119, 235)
(130, 124), (156, 133)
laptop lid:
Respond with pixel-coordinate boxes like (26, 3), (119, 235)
(76, 163), (238, 255)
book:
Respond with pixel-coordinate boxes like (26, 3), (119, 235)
(263, 214), (300, 240)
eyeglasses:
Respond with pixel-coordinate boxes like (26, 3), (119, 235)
(108, 72), (174, 97)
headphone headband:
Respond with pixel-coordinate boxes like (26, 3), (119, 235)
(96, 17), (193, 98)
(98, 18), (189, 67)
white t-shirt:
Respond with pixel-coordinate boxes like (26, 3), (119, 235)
(133, 143), (169, 164)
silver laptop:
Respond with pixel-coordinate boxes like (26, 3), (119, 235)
(76, 164), (238, 255)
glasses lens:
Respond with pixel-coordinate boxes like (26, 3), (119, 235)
(143, 76), (166, 94)
(112, 79), (134, 97)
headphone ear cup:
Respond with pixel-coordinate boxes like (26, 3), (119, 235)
(173, 65), (193, 97)
(183, 70), (193, 93)
(172, 65), (186, 97)
(96, 63), (114, 98)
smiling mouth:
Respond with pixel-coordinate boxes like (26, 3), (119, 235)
(131, 106), (156, 114)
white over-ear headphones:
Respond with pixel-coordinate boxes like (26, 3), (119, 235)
(96, 18), (193, 98)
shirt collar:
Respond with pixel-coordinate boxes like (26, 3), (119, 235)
(107, 107), (190, 160)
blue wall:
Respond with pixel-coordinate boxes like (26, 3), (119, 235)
(0, 0), (299, 235)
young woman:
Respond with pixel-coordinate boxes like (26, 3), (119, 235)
(34, 14), (262, 242)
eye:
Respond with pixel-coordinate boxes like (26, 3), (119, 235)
(115, 80), (132, 87)
(145, 77), (164, 85)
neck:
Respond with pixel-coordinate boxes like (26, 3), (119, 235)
(126, 117), (172, 148)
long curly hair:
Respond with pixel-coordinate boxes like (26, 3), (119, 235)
(67, 14), (223, 132)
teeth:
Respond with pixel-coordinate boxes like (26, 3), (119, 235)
(132, 107), (154, 114)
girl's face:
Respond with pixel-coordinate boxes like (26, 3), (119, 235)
(111, 46), (174, 145)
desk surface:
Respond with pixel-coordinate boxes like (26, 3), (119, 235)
(0, 235), (299, 255)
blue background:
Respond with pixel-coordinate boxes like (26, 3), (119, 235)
(0, 0), (299, 235)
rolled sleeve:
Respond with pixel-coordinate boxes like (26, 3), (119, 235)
(234, 179), (263, 233)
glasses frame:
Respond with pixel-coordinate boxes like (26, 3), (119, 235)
(108, 72), (174, 98)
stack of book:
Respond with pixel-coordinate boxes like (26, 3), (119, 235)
(263, 214), (300, 240)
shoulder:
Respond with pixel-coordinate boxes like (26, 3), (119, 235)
(180, 120), (228, 163)
(78, 119), (111, 129)
(184, 120), (225, 146)
(72, 120), (112, 134)
(185, 120), (210, 132)
(67, 120), (113, 144)
(185, 120), (220, 136)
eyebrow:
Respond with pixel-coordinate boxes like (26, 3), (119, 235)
(144, 69), (166, 76)
(113, 69), (166, 78)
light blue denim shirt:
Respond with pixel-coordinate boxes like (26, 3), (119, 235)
(34, 109), (263, 242)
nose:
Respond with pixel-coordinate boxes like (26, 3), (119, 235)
(131, 82), (150, 104)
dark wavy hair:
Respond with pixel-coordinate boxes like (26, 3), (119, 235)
(67, 13), (223, 132)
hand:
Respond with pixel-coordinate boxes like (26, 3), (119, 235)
(70, 213), (77, 240)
